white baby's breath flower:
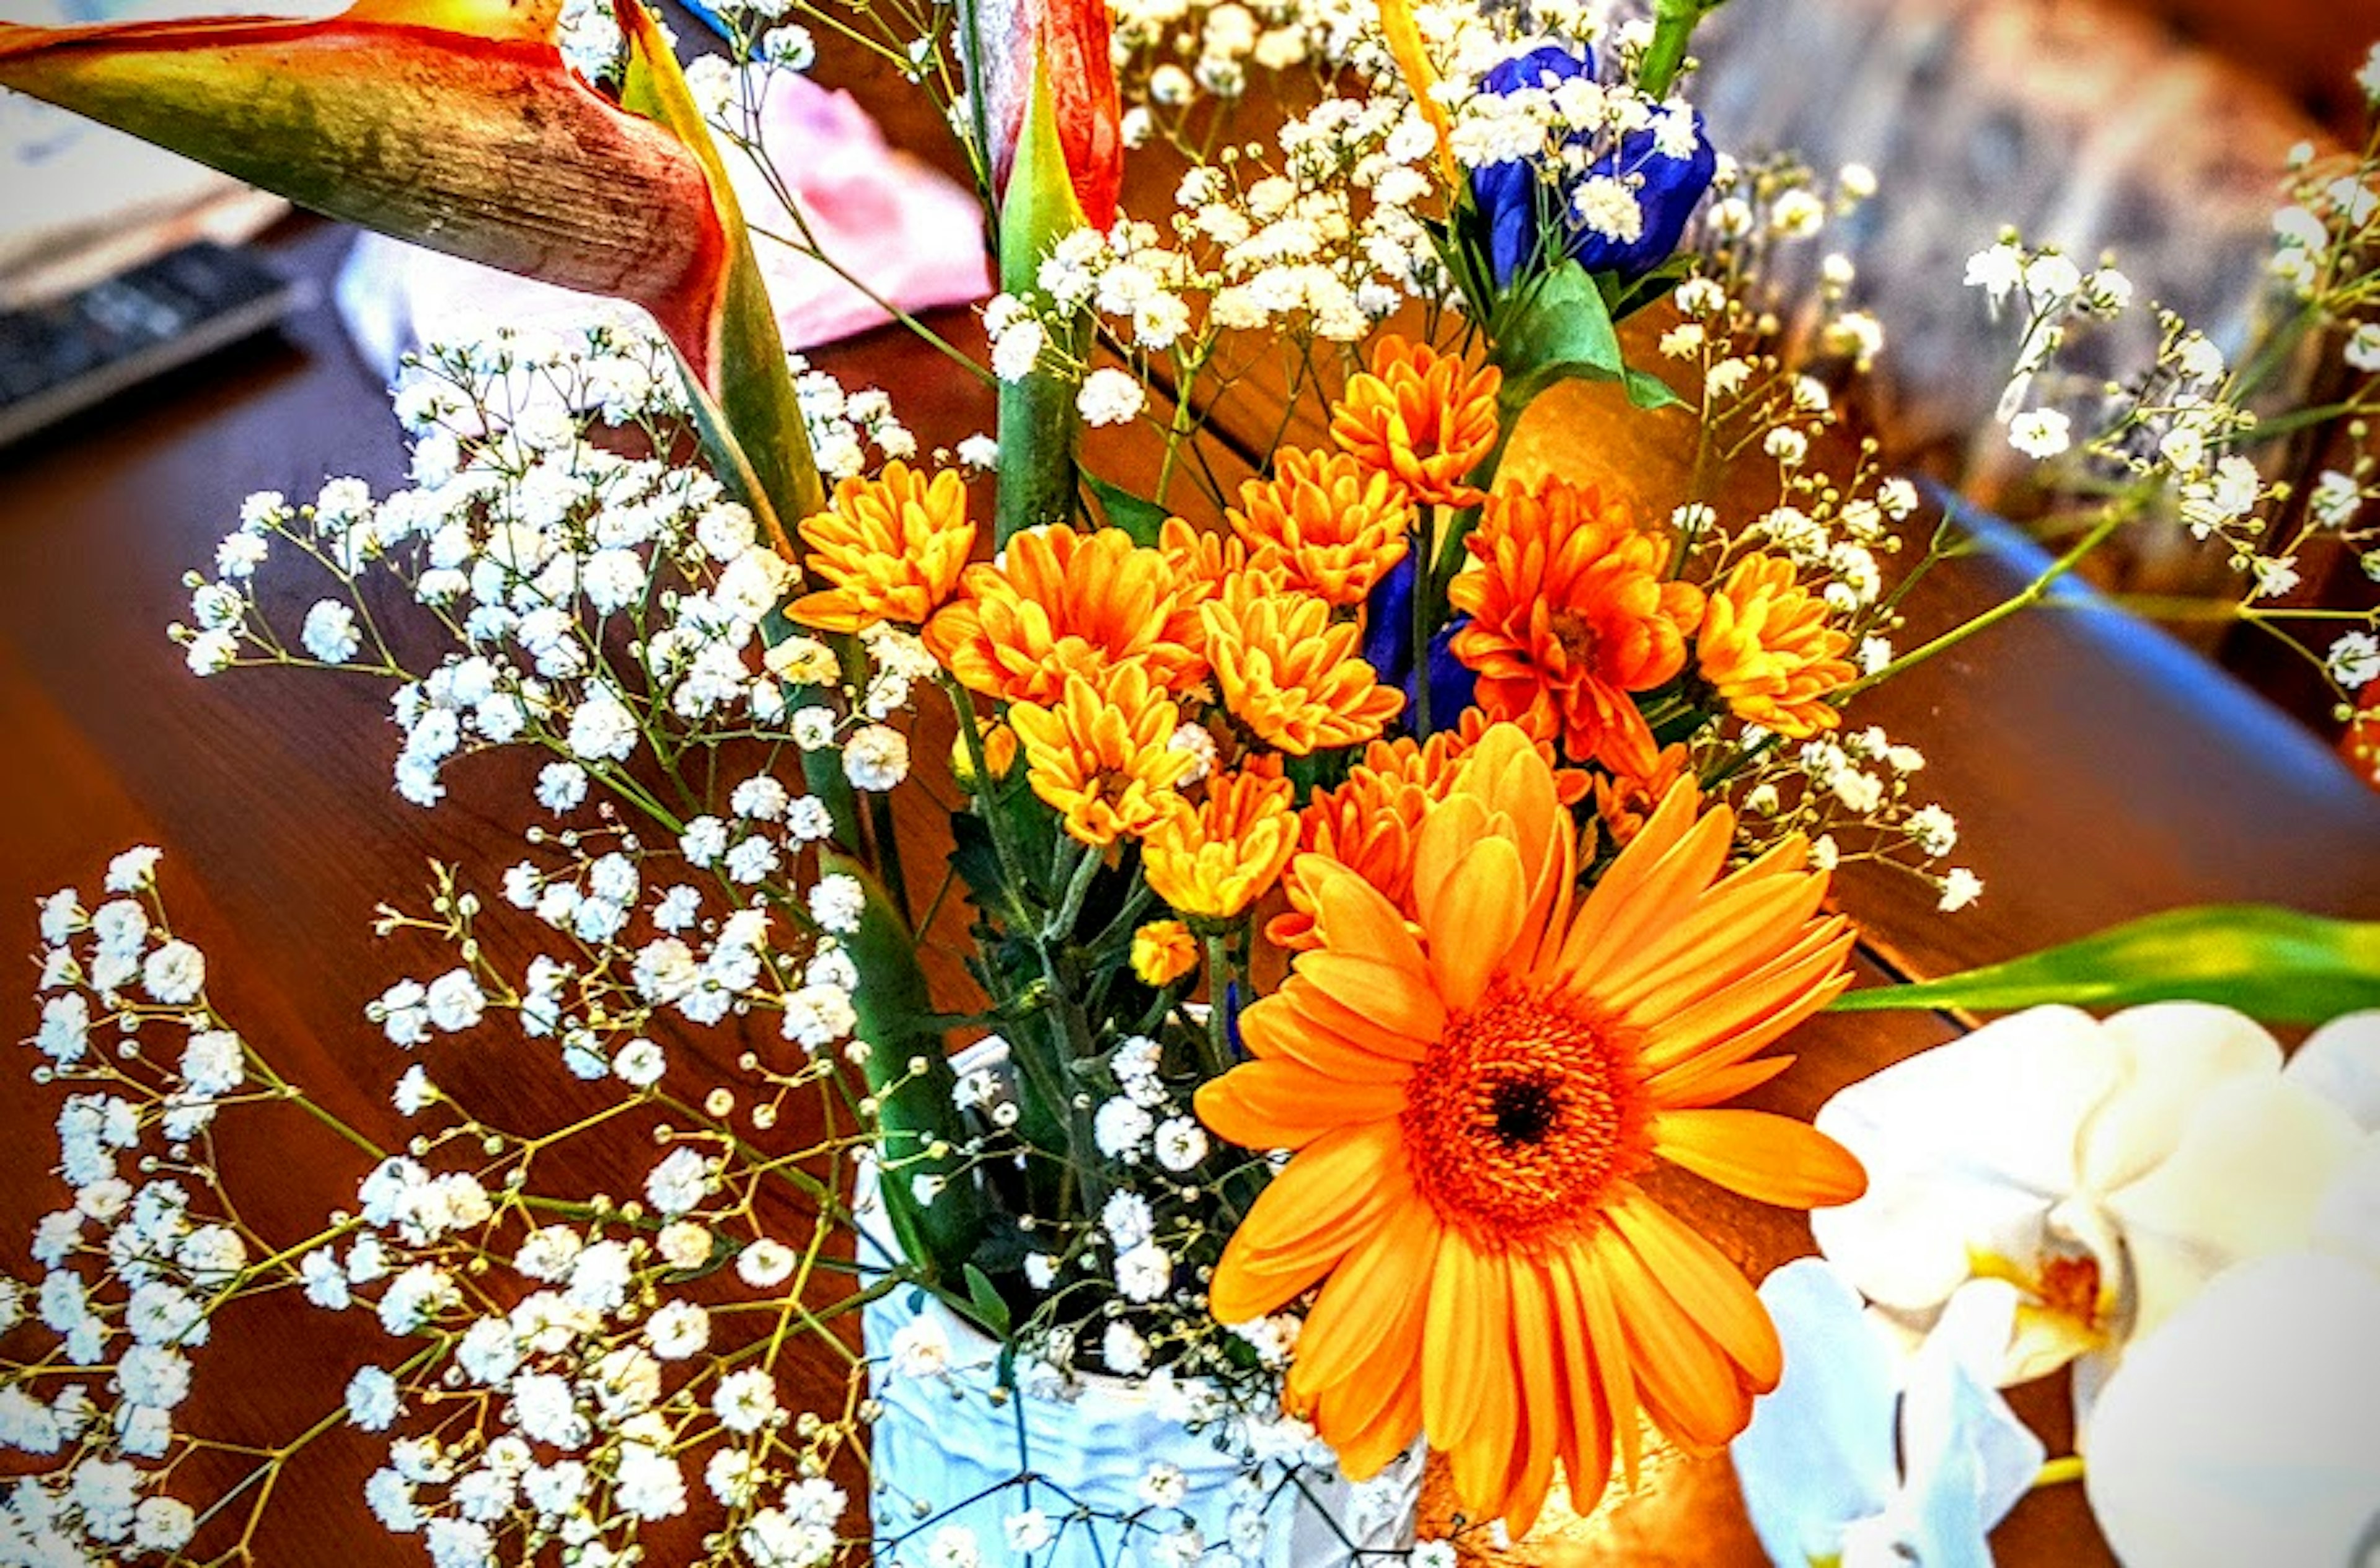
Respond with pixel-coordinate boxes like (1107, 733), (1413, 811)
(2327, 631), (2380, 690)
(1077, 368), (1147, 426)
(1936, 867), (1983, 912)
(843, 724), (910, 790)
(2006, 407), (2072, 460)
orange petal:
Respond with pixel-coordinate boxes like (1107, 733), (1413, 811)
(1195, 1059), (1406, 1151)
(1417, 837), (1527, 1013)
(1544, 1246), (1615, 1516)
(1597, 1227), (1750, 1451)
(1637, 923), (1856, 1081)
(1422, 1228), (1512, 1461)
(1562, 1244), (1641, 1487)
(1205, 1119), (1406, 1321)
(1294, 951), (1445, 1041)
(1652, 1109), (1869, 1208)
(1238, 993), (1417, 1085)
(1605, 1191), (1782, 1390)
(1497, 1255), (1566, 1536)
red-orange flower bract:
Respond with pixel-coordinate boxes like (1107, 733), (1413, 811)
(1194, 725), (1866, 1534)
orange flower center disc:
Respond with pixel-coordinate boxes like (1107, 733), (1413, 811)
(1403, 984), (1653, 1246)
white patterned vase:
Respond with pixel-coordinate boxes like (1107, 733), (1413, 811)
(857, 1038), (1424, 1567)
(862, 1279), (1424, 1567)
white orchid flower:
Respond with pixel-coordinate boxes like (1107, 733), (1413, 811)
(2084, 1133), (2380, 1566)
(1732, 1257), (2044, 1568)
(1809, 1005), (2380, 1414)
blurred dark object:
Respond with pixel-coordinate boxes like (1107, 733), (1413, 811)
(0, 241), (306, 450)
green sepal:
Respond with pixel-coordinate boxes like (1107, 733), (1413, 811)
(1084, 471), (1170, 547)
(1828, 905), (2380, 1024)
(824, 850), (984, 1282)
(994, 51), (1091, 545)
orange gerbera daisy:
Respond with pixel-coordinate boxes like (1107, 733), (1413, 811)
(1448, 477), (1705, 777)
(1201, 584), (1405, 755)
(1696, 553), (1856, 739)
(786, 462), (976, 633)
(1141, 764), (1300, 923)
(1226, 448), (1413, 607)
(1007, 665), (1196, 847)
(923, 524), (1207, 705)
(1330, 334), (1504, 507)
(1196, 724), (1864, 1534)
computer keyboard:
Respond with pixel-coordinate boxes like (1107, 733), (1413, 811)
(0, 240), (307, 451)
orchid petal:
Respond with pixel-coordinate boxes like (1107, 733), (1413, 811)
(1730, 1259), (1898, 1568)
(2286, 1010), (2380, 1134)
(2103, 1075), (2363, 1349)
(2086, 1253), (2380, 1568)
(1811, 1006), (2125, 1316)
(1897, 1279), (2044, 1567)
(2074, 1002), (2281, 1192)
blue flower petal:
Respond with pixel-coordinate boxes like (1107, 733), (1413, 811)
(1732, 1259), (1900, 1567)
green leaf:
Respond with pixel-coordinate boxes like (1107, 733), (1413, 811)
(1828, 905), (2380, 1024)
(1624, 368), (1687, 411)
(825, 851), (985, 1282)
(961, 1263), (1013, 1338)
(1083, 471), (1170, 547)
(1493, 261), (1624, 407)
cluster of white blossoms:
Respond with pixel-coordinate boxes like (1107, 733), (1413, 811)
(174, 323), (914, 813)
(0, 853), (305, 1564)
(314, 1166), (863, 1568)
(1732, 725), (1980, 913)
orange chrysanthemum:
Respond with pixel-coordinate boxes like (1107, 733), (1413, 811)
(1329, 334), (1504, 508)
(1158, 516), (1288, 604)
(1696, 553), (1856, 739)
(1141, 765), (1300, 923)
(1593, 741), (1693, 850)
(1226, 448), (1414, 607)
(785, 462), (976, 633)
(1196, 725), (1864, 1534)
(1202, 585), (1405, 755)
(1007, 665), (1196, 847)
(923, 524), (1207, 704)
(1130, 919), (1199, 987)
(1264, 735), (1455, 950)
(1448, 477), (1705, 777)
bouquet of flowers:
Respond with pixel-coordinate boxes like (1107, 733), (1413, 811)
(2, 0), (2376, 1563)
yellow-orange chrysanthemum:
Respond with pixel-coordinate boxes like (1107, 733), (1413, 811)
(1226, 448), (1413, 607)
(924, 524), (1207, 704)
(1202, 584), (1405, 754)
(1131, 919), (1199, 986)
(1593, 741), (1693, 850)
(1696, 553), (1856, 739)
(785, 462), (974, 633)
(1329, 334), (1504, 508)
(1007, 665), (1196, 847)
(1448, 477), (1704, 777)
(1196, 724), (1864, 1535)
(1141, 764), (1300, 923)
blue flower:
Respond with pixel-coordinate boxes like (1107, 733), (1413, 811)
(1468, 45), (1717, 290)
(1730, 1259), (2045, 1568)
(1361, 552), (1476, 729)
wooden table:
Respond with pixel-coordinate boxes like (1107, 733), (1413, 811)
(4, 45), (2378, 1568)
